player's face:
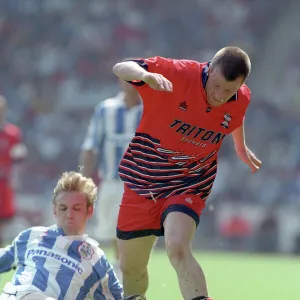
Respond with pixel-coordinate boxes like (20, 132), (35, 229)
(53, 191), (93, 235)
(206, 66), (244, 107)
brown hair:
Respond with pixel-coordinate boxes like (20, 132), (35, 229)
(210, 46), (251, 81)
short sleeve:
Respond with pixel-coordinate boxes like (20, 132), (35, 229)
(81, 105), (105, 151)
(93, 254), (123, 299)
(0, 244), (16, 273)
(232, 85), (251, 129)
(125, 56), (176, 88)
(122, 57), (201, 112)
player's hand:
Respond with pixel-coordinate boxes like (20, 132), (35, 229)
(235, 146), (262, 173)
(141, 72), (173, 92)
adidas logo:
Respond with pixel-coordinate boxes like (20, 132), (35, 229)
(179, 101), (188, 111)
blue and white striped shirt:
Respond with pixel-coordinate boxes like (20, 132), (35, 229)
(0, 225), (123, 300)
(82, 93), (142, 180)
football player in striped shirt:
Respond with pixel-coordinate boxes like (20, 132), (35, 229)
(0, 171), (123, 300)
(113, 47), (261, 300)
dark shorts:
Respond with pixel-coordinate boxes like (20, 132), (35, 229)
(117, 184), (207, 240)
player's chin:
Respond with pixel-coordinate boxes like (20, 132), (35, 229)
(208, 101), (222, 107)
(63, 223), (80, 235)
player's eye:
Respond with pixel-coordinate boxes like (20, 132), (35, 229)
(74, 207), (81, 211)
(60, 208), (67, 211)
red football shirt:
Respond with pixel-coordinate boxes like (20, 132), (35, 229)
(0, 123), (22, 181)
(119, 56), (251, 200)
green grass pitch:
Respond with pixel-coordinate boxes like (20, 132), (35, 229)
(1, 251), (299, 299)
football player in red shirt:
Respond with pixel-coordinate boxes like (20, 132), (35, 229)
(0, 96), (27, 245)
(113, 47), (261, 300)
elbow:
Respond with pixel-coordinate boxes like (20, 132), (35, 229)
(112, 63), (122, 77)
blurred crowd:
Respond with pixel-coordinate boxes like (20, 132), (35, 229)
(0, 0), (299, 209)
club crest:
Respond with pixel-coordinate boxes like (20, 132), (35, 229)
(221, 112), (232, 129)
(78, 242), (94, 260)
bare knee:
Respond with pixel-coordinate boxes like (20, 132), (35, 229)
(119, 258), (147, 277)
(165, 235), (191, 267)
(117, 236), (156, 277)
(118, 244), (149, 277)
(164, 212), (196, 267)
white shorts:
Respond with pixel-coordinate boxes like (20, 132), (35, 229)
(0, 283), (56, 300)
(19, 292), (56, 300)
(90, 179), (124, 241)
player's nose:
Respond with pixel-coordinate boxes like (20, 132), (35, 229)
(66, 209), (74, 219)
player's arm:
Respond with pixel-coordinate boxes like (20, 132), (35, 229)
(79, 106), (104, 178)
(10, 143), (27, 162)
(231, 123), (261, 172)
(100, 276), (116, 300)
(10, 127), (27, 163)
(79, 150), (98, 178)
(231, 122), (246, 151)
(112, 59), (173, 92)
(0, 228), (33, 275)
(10, 129), (27, 190)
(89, 277), (116, 300)
(0, 243), (16, 273)
(0, 229), (32, 273)
(91, 254), (123, 300)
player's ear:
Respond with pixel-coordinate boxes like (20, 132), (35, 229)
(240, 76), (246, 86)
(87, 204), (94, 219)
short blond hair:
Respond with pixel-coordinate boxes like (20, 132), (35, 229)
(52, 171), (97, 207)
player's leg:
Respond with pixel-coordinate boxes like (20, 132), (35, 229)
(164, 211), (208, 299)
(161, 193), (212, 300)
(94, 180), (122, 256)
(111, 238), (122, 280)
(94, 180), (124, 279)
(118, 236), (156, 297)
(112, 238), (119, 260)
(117, 185), (162, 297)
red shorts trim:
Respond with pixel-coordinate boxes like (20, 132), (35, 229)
(117, 185), (206, 240)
